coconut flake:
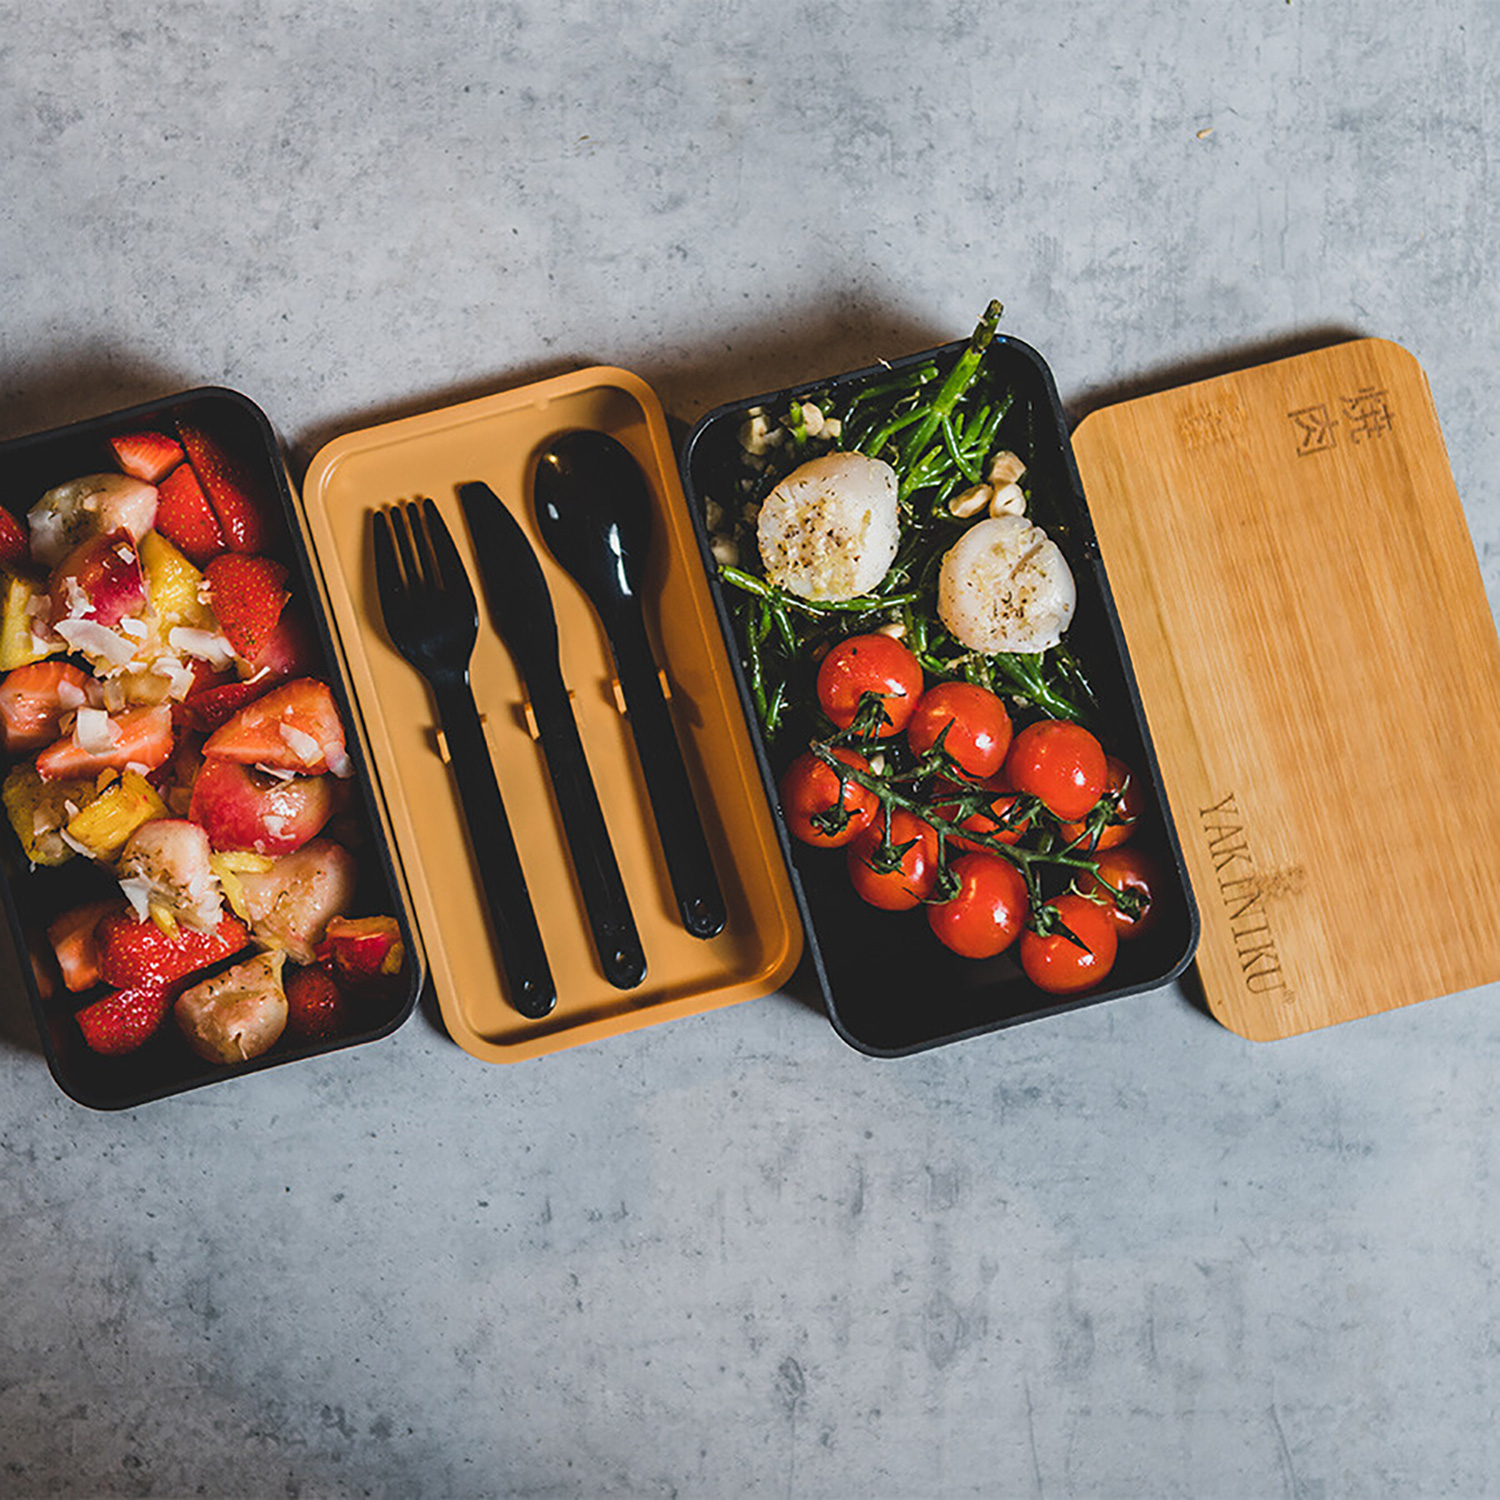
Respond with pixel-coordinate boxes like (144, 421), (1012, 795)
(124, 761), (149, 777)
(157, 656), (198, 701)
(117, 876), (153, 920)
(168, 627), (235, 668)
(56, 679), (86, 710)
(326, 742), (352, 779)
(102, 678), (126, 712)
(116, 615), (147, 639)
(58, 828), (95, 859)
(74, 707), (120, 754)
(254, 763), (297, 781)
(54, 616), (137, 666)
(279, 723), (321, 766)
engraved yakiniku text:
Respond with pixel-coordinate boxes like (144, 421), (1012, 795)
(1199, 792), (1288, 995)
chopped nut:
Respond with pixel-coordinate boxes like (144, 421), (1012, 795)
(738, 413), (775, 454)
(741, 502), (761, 527)
(986, 450), (1027, 487)
(823, 417), (843, 439)
(875, 620), (907, 639)
(801, 403), (825, 437)
(988, 482), (1027, 517)
(704, 498), (724, 532)
(710, 534), (740, 567)
(949, 484), (993, 519)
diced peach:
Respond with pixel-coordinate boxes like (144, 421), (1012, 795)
(47, 899), (126, 993)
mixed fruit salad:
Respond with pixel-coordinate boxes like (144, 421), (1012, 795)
(1, 413), (404, 1068)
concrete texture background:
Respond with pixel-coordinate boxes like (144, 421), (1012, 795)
(2, 2), (1497, 1495)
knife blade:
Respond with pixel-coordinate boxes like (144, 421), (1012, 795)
(459, 480), (647, 991)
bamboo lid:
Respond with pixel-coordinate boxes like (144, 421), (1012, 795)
(1072, 339), (1500, 1039)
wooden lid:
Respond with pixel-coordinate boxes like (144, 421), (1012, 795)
(1072, 339), (1500, 1039)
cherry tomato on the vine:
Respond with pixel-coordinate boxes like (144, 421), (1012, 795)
(1019, 893), (1118, 994)
(779, 747), (878, 848)
(846, 809), (940, 911)
(1076, 846), (1164, 940)
(932, 774), (1031, 851)
(926, 851), (1029, 959)
(816, 634), (924, 738)
(1059, 756), (1144, 850)
(1004, 719), (1107, 821)
(905, 681), (1012, 778)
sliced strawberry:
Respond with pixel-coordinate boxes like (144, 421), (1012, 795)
(177, 422), (273, 553)
(96, 909), (249, 992)
(109, 431), (184, 485)
(35, 703), (174, 781)
(202, 678), (348, 776)
(48, 898), (126, 993)
(77, 981), (180, 1055)
(156, 464), (226, 566)
(248, 606), (319, 679)
(203, 555), (288, 662)
(284, 963), (349, 1042)
(0, 661), (93, 752)
(0, 508), (28, 566)
(184, 676), (273, 734)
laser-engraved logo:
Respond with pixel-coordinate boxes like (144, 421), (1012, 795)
(1342, 387), (1394, 443)
(1199, 792), (1291, 996)
(1288, 403), (1338, 456)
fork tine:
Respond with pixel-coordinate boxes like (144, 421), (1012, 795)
(421, 498), (470, 596)
(373, 508), (402, 599)
(392, 502), (423, 592)
(406, 499), (442, 593)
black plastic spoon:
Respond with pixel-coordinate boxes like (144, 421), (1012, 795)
(533, 430), (727, 940)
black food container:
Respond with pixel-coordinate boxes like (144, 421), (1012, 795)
(0, 389), (422, 1109)
(680, 335), (1200, 1055)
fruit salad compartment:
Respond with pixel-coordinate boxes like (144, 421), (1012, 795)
(681, 335), (1199, 1056)
(0, 389), (421, 1109)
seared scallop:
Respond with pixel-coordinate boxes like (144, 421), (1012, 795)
(756, 452), (899, 602)
(937, 514), (1076, 655)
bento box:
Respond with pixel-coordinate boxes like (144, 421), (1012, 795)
(0, 390), (423, 1109)
(12, 315), (1483, 1107)
(681, 333), (1199, 1056)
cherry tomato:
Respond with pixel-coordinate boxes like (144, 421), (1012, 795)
(1059, 756), (1144, 850)
(905, 682), (1012, 778)
(815, 634), (924, 738)
(846, 809), (940, 911)
(1004, 719), (1107, 821)
(1076, 846), (1164, 940)
(926, 851), (1029, 959)
(932, 773), (1031, 851)
(779, 747), (878, 848)
(1019, 893), (1119, 995)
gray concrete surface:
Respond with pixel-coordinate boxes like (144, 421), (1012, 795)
(2, 2), (1498, 1495)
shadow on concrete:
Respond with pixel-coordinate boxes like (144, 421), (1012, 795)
(1064, 323), (1366, 424)
(0, 346), (198, 446)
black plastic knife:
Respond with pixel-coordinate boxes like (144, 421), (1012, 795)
(458, 481), (647, 991)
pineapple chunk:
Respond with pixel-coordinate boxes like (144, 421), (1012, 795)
(0, 571), (58, 670)
(209, 851), (274, 922)
(139, 532), (211, 631)
(63, 771), (166, 861)
(2, 765), (95, 865)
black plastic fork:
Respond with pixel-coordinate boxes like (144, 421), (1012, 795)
(372, 498), (556, 1019)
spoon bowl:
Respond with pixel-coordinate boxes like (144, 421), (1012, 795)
(532, 429), (727, 940)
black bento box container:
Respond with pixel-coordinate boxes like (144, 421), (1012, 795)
(0, 389), (422, 1109)
(680, 335), (1201, 1055)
